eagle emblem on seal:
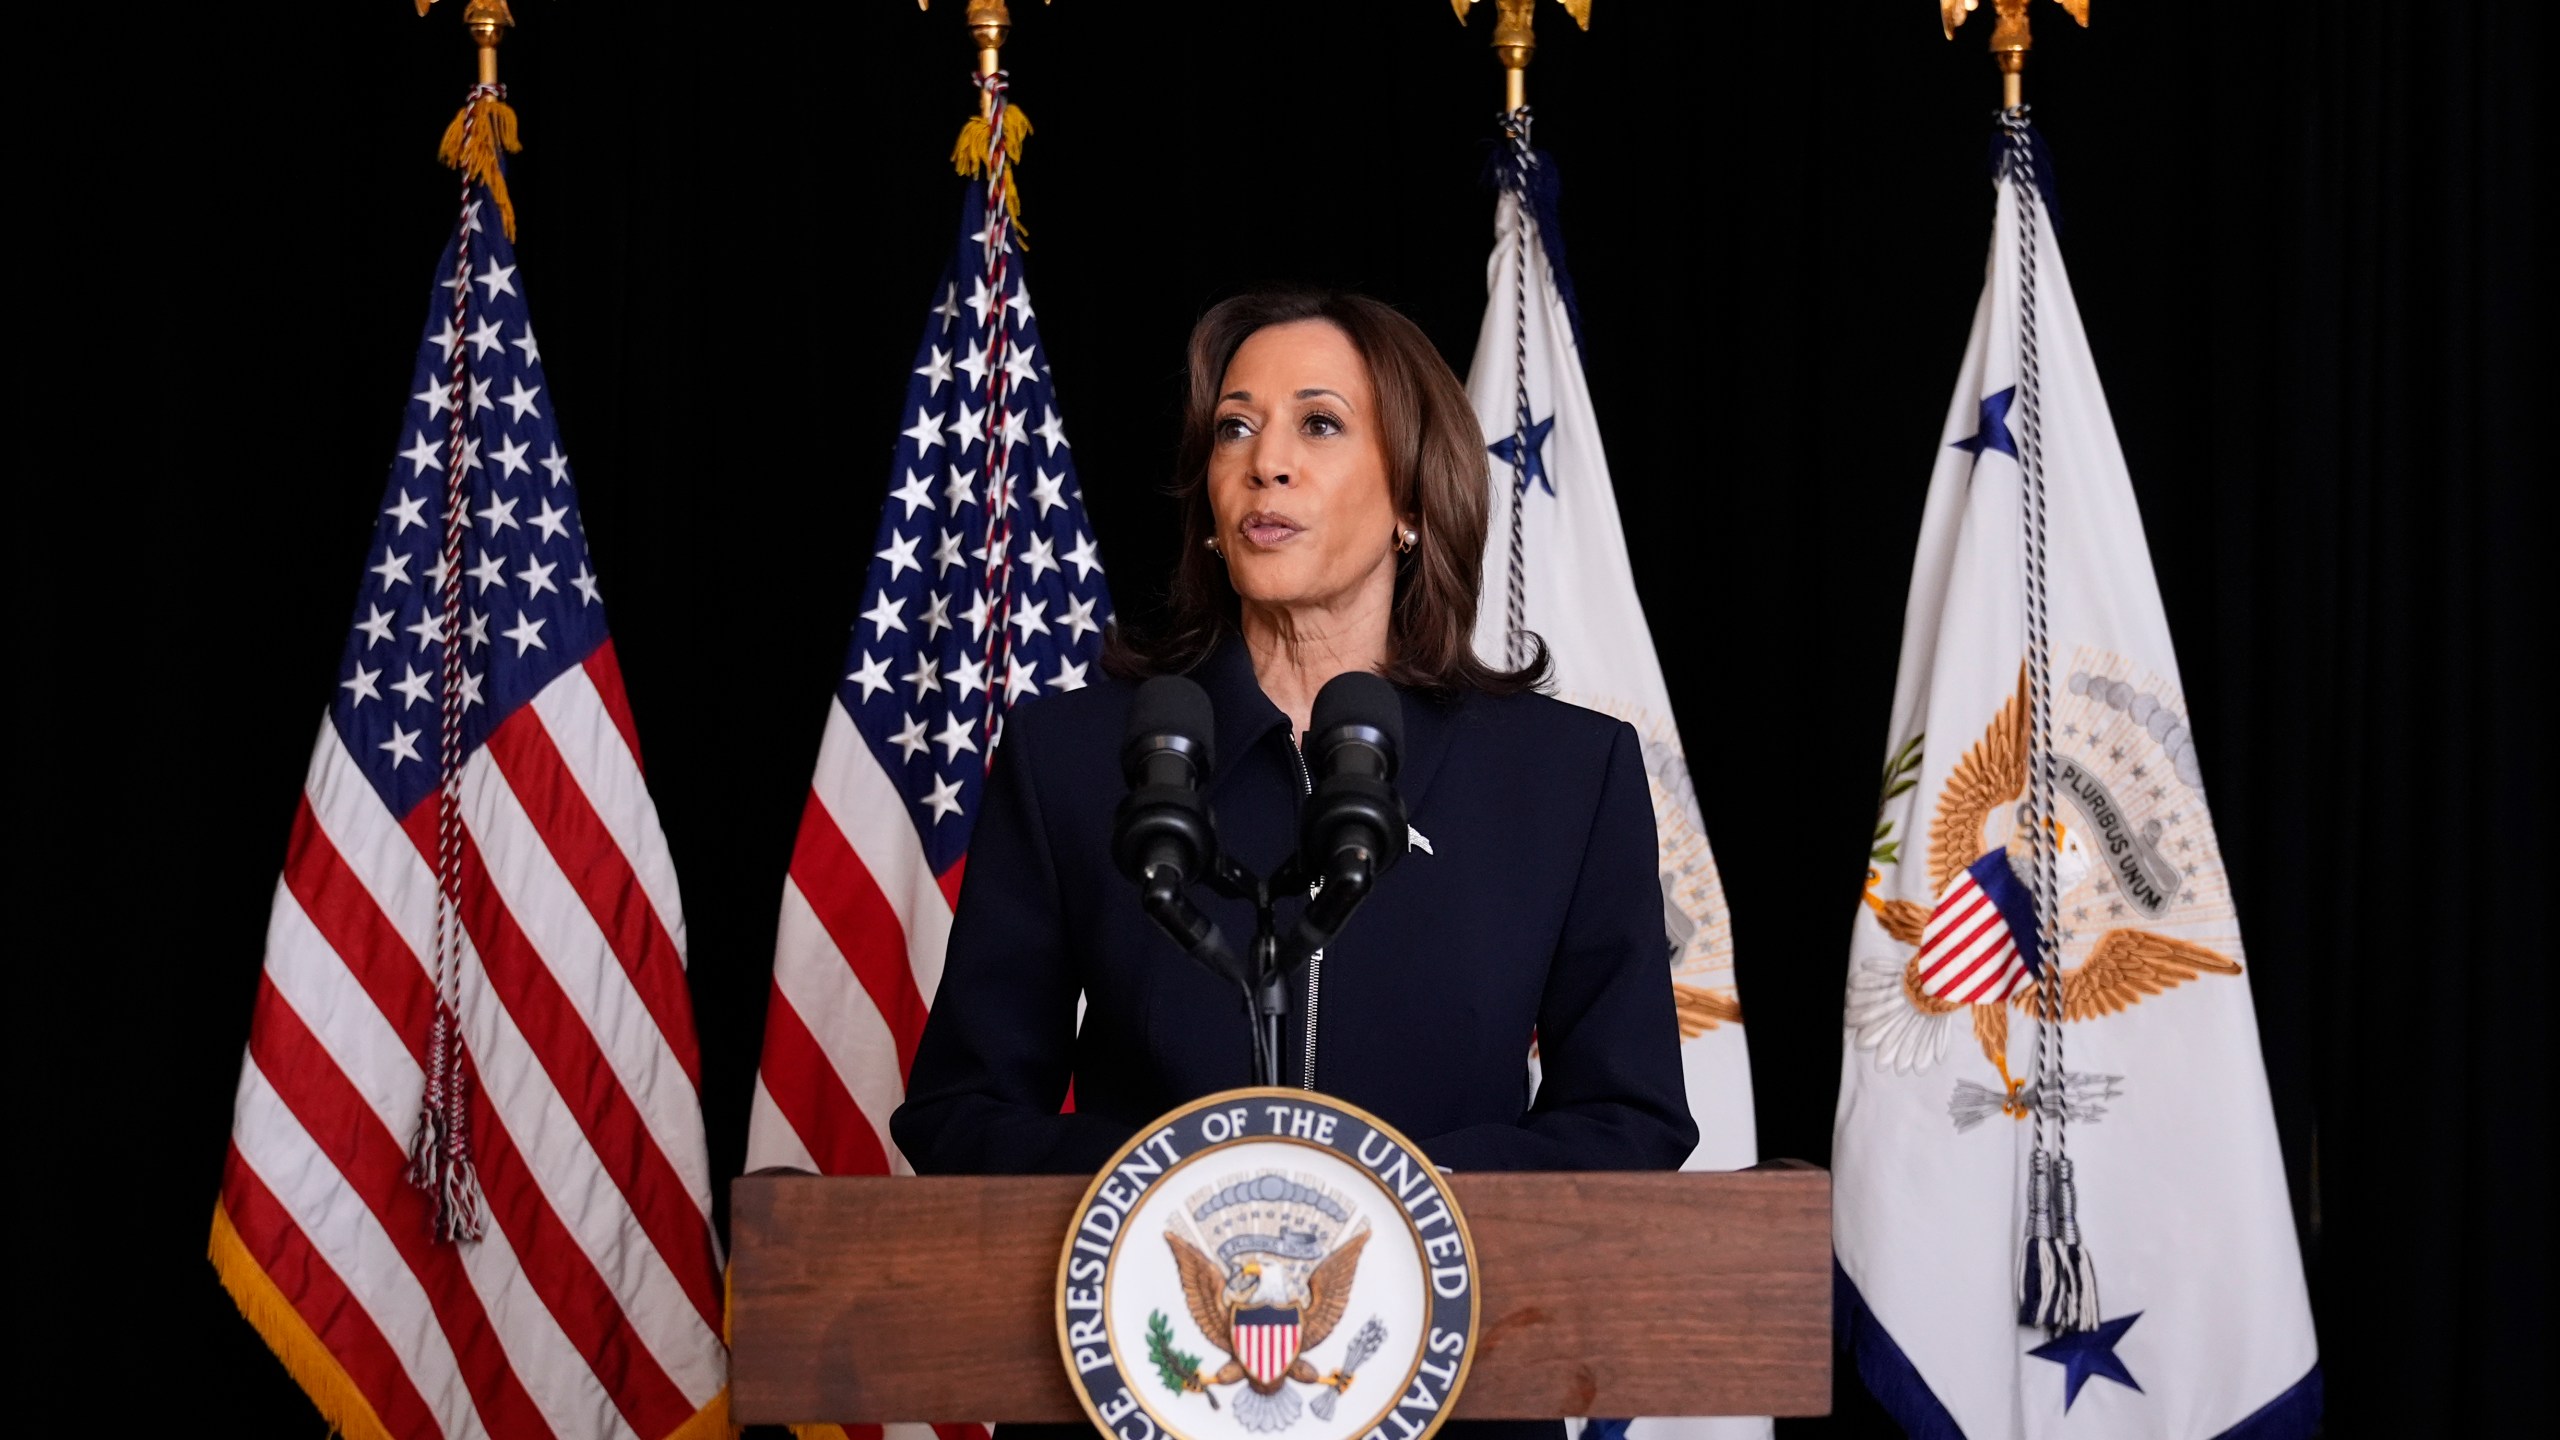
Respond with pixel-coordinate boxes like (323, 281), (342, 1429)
(1156, 1172), (1378, 1432)
(1850, 665), (2243, 1108)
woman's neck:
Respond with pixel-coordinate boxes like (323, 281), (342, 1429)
(1238, 590), (1392, 739)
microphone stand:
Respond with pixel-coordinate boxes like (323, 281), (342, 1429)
(1137, 852), (1315, 1089)
(1145, 856), (1394, 1089)
(1202, 853), (1309, 1090)
(1120, 669), (1404, 1091)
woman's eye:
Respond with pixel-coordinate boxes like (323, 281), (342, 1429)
(1214, 415), (1253, 442)
(1302, 411), (1344, 437)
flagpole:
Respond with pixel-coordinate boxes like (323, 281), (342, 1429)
(1454, 2), (1592, 115)
(1945, 0), (2111, 1340)
(966, 0), (1010, 113)
(1493, 0), (1532, 113)
(416, 0), (514, 85)
(1941, 0), (2089, 109)
(466, 0), (509, 85)
(926, 0), (1053, 119)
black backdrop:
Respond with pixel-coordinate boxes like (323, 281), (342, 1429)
(42, 1), (2543, 1435)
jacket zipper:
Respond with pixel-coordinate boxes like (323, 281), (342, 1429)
(1291, 735), (1319, 1090)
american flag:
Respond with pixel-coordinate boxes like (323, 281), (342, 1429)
(211, 139), (729, 1439)
(743, 91), (1111, 1189)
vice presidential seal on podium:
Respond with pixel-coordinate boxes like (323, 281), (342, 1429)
(1059, 1089), (1478, 1439)
(1065, 670), (1479, 1435)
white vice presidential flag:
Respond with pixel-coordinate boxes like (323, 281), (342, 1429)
(1468, 145), (1762, 1437)
(1835, 121), (2319, 1437)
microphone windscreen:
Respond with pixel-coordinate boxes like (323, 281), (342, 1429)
(1310, 671), (1403, 768)
(1127, 675), (1218, 776)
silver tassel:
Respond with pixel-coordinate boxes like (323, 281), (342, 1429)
(2019, 1147), (2059, 1329)
(2054, 1154), (2102, 1331)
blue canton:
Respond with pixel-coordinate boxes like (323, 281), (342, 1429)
(329, 189), (611, 820)
(839, 186), (1114, 876)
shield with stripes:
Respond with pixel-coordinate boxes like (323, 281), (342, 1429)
(1232, 1305), (1302, 1388)
(1913, 848), (2047, 1005)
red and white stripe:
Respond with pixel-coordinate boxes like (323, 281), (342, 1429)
(219, 644), (727, 1439)
(746, 697), (957, 1180)
(1912, 867), (2033, 1007)
(1235, 1318), (1299, 1388)
(744, 689), (989, 1440)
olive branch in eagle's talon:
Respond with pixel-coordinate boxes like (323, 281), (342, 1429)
(1145, 1310), (1220, 1409)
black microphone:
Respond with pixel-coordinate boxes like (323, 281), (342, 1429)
(1112, 675), (1219, 888)
(1114, 676), (1248, 1002)
(1293, 671), (1409, 951)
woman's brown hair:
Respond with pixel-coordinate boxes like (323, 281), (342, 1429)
(1106, 288), (1549, 697)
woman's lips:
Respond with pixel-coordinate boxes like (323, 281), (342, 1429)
(1239, 512), (1303, 547)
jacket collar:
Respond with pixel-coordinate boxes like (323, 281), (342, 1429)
(1194, 634), (1290, 796)
(1190, 634), (1461, 823)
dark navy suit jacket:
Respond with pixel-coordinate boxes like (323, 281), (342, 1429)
(892, 636), (1698, 1177)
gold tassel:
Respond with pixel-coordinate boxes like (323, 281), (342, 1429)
(951, 103), (1034, 246)
(438, 93), (525, 240)
(208, 1203), (400, 1440)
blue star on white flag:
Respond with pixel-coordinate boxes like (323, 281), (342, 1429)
(1834, 120), (2319, 1437)
(1467, 140), (1764, 1440)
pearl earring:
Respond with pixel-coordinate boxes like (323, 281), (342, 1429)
(1204, 535), (1223, 559)
(1395, 525), (1418, 554)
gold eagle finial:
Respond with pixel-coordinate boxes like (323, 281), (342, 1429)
(1453, 1), (1593, 113)
(1941, 0), (2090, 107)
(1452, 0), (1593, 24)
(416, 1), (514, 85)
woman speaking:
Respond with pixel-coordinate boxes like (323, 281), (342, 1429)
(892, 288), (1695, 1187)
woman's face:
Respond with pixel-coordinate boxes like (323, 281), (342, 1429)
(1206, 319), (1407, 619)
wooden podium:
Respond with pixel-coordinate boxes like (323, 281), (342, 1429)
(731, 1163), (1832, 1424)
